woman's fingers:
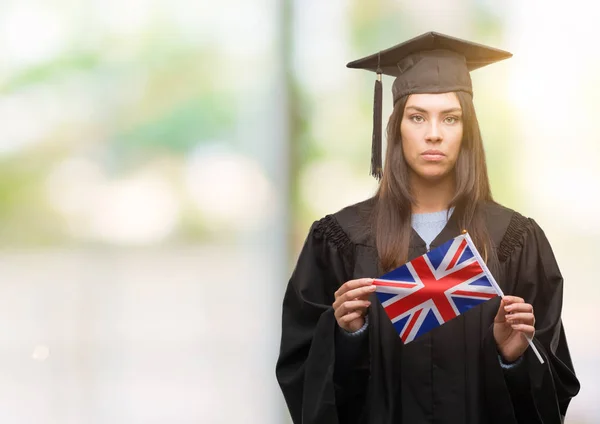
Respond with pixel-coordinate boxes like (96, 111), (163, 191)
(501, 297), (536, 339)
(503, 295), (525, 305)
(338, 311), (364, 326)
(333, 281), (376, 310)
(334, 278), (373, 299)
(334, 300), (371, 319)
(505, 312), (535, 326)
(340, 285), (377, 302)
(500, 297), (535, 325)
(509, 323), (535, 338)
(333, 278), (377, 331)
(505, 301), (533, 314)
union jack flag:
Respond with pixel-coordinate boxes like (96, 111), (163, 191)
(374, 234), (500, 343)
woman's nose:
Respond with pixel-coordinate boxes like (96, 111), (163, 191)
(425, 122), (443, 142)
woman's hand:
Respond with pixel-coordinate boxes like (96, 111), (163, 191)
(493, 295), (536, 363)
(333, 278), (377, 333)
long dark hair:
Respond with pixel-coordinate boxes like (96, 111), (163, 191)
(372, 91), (494, 272)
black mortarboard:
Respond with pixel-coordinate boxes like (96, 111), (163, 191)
(347, 31), (512, 179)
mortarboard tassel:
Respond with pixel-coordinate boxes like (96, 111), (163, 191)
(371, 72), (383, 180)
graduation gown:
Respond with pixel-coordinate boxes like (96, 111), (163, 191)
(275, 200), (580, 424)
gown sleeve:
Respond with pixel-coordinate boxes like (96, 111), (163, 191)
(495, 217), (580, 423)
(276, 216), (366, 424)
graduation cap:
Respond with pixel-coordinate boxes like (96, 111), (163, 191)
(347, 31), (512, 179)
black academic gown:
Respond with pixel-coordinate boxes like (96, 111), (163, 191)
(275, 200), (580, 424)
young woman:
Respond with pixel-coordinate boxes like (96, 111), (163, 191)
(276, 32), (580, 424)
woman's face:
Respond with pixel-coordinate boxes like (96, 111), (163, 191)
(400, 92), (463, 183)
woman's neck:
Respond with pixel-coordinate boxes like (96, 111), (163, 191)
(410, 174), (455, 214)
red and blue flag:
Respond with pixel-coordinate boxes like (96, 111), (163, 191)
(374, 234), (500, 343)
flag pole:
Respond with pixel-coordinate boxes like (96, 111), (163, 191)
(462, 231), (544, 365)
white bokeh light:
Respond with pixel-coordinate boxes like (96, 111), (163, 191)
(87, 172), (180, 245)
(46, 158), (181, 245)
(0, 4), (68, 69)
(185, 148), (275, 232)
(300, 159), (377, 218)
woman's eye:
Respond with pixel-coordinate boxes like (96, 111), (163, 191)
(444, 116), (459, 124)
(411, 115), (424, 123)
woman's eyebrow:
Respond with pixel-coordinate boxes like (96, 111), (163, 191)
(442, 107), (462, 114)
(405, 106), (462, 114)
(405, 106), (428, 113)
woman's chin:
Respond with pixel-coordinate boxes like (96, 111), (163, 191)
(413, 169), (453, 183)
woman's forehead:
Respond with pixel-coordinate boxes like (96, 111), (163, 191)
(405, 92), (461, 110)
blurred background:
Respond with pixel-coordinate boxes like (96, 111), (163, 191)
(0, 0), (597, 422)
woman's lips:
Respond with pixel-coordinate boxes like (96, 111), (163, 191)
(421, 150), (446, 161)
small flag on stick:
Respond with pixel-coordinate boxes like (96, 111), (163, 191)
(374, 232), (544, 364)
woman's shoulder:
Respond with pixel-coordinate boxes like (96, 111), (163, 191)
(482, 201), (538, 262)
(482, 201), (528, 231)
(312, 198), (375, 249)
